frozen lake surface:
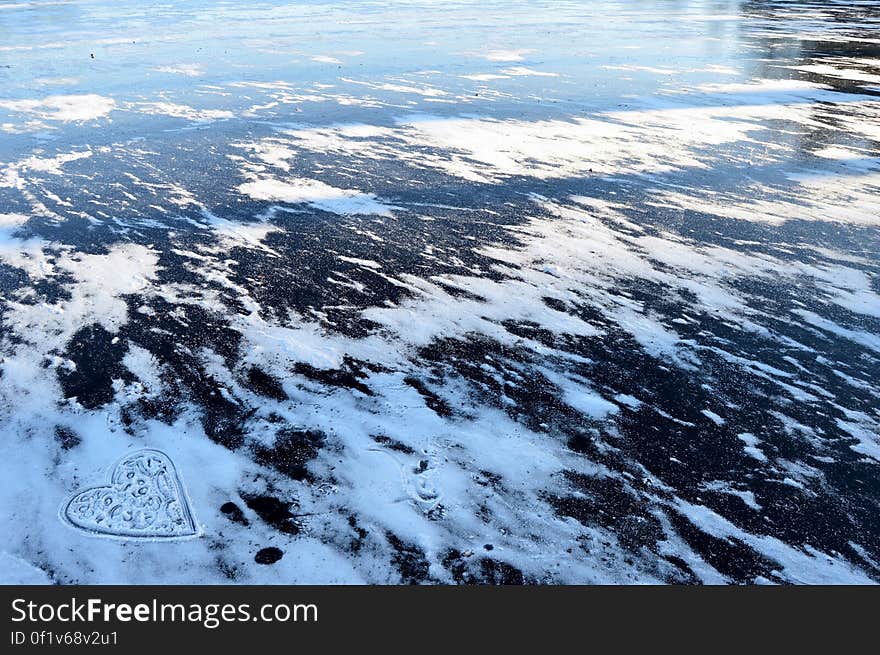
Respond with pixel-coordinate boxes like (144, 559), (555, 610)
(1, 0), (879, 584)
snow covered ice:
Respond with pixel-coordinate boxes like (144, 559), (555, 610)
(0, 0), (879, 584)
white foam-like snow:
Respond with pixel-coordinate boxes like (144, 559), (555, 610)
(152, 64), (205, 77)
(265, 83), (880, 186)
(460, 73), (510, 81)
(134, 102), (234, 122)
(0, 94), (116, 122)
(787, 62), (880, 85)
(0, 552), (52, 584)
(501, 66), (559, 77)
(479, 49), (532, 62)
(238, 177), (398, 217)
(0, 213), (29, 231)
(676, 500), (875, 584)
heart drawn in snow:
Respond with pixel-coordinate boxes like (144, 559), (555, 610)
(62, 449), (198, 539)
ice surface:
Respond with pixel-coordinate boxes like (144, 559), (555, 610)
(0, 0), (878, 585)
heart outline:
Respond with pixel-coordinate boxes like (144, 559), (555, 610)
(60, 449), (200, 540)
